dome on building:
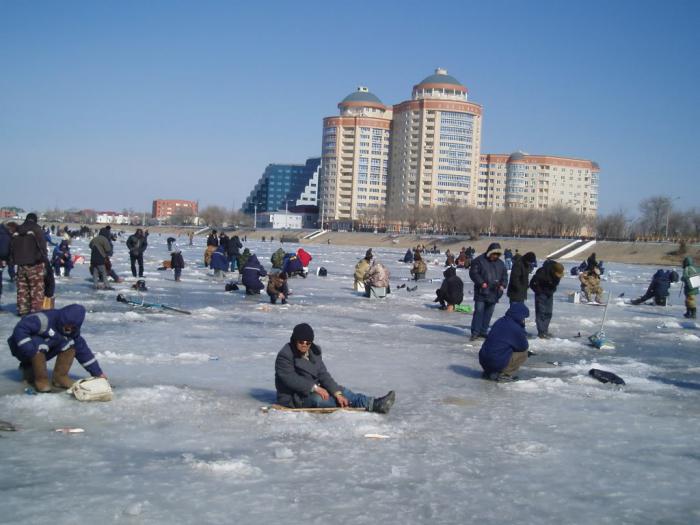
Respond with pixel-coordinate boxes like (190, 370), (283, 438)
(339, 86), (384, 106)
(416, 68), (465, 89)
(508, 150), (529, 162)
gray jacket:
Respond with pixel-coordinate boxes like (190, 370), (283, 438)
(274, 342), (341, 408)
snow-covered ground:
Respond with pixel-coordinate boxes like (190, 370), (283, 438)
(1, 234), (698, 524)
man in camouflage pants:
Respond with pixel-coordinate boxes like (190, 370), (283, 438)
(10, 213), (48, 316)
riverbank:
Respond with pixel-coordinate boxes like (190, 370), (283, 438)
(55, 224), (699, 267)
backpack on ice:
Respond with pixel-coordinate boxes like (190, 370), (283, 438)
(68, 377), (113, 402)
(317, 267), (327, 277)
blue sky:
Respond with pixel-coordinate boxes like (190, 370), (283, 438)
(1, 0), (698, 216)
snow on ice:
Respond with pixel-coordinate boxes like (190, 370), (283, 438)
(1, 235), (699, 524)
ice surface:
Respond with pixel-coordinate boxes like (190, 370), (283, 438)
(1, 236), (699, 524)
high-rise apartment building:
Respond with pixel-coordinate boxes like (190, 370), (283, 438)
(242, 157), (321, 214)
(478, 152), (599, 215)
(386, 68), (483, 214)
(319, 87), (392, 225)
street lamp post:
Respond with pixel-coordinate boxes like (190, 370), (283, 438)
(665, 196), (680, 240)
(253, 204), (258, 231)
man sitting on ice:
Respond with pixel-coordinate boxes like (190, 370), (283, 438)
(274, 323), (395, 413)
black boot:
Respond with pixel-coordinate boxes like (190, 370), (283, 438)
(691, 308), (697, 320)
(371, 391), (395, 414)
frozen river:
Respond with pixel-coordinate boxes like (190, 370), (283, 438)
(1, 235), (698, 524)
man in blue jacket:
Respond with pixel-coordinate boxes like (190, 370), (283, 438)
(274, 323), (395, 412)
(241, 254), (267, 294)
(469, 243), (508, 341)
(7, 304), (106, 392)
(630, 269), (678, 306)
(478, 302), (530, 382)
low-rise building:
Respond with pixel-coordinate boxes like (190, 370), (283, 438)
(152, 199), (198, 220)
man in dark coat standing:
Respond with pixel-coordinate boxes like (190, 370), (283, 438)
(469, 243), (508, 341)
(274, 323), (395, 412)
(529, 259), (565, 338)
(10, 213), (48, 316)
(479, 302), (529, 382)
(506, 251), (537, 303)
(435, 266), (464, 310)
(126, 228), (148, 278)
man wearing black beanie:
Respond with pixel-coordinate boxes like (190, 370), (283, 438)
(274, 323), (395, 413)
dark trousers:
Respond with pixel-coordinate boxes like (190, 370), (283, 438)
(471, 301), (496, 336)
(535, 293), (554, 336)
(130, 254), (144, 277)
(174, 268), (182, 281)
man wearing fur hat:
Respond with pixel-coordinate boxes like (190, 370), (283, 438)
(353, 248), (373, 291)
(468, 243), (508, 341)
(579, 266), (603, 304)
(274, 323), (395, 413)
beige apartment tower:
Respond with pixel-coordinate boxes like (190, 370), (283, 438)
(478, 152), (599, 215)
(386, 68), (483, 215)
(319, 87), (392, 225)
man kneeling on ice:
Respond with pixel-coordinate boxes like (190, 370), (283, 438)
(7, 304), (106, 393)
(274, 323), (395, 413)
(630, 269), (679, 306)
(478, 303), (530, 382)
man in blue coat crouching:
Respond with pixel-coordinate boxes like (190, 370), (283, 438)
(7, 304), (106, 392)
(478, 302), (529, 382)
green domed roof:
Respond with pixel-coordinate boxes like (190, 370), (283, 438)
(417, 69), (464, 87)
(340, 88), (384, 105)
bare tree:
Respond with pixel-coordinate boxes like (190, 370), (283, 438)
(638, 196), (672, 237)
(199, 205), (227, 228)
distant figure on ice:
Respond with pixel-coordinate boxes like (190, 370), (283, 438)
(210, 244), (228, 279)
(478, 302), (530, 382)
(579, 267), (604, 304)
(506, 251), (537, 304)
(89, 228), (113, 290)
(204, 230), (218, 266)
(353, 249), (373, 292)
(529, 259), (564, 339)
(469, 243), (508, 341)
(681, 257), (698, 319)
(296, 247), (312, 276)
(282, 252), (304, 277)
(267, 271), (289, 304)
(166, 237), (176, 251)
(7, 304), (106, 393)
(51, 240), (73, 277)
(630, 269), (679, 306)
(126, 228), (148, 278)
(363, 259), (390, 298)
(402, 248), (414, 263)
(410, 252), (427, 280)
(274, 323), (395, 413)
(171, 247), (185, 282)
(242, 254), (267, 295)
(271, 247), (286, 269)
(503, 248), (514, 271)
(10, 213), (48, 316)
(188, 231), (194, 246)
(444, 249), (455, 267)
(434, 266), (463, 311)
(227, 235), (243, 272)
(0, 222), (12, 308)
